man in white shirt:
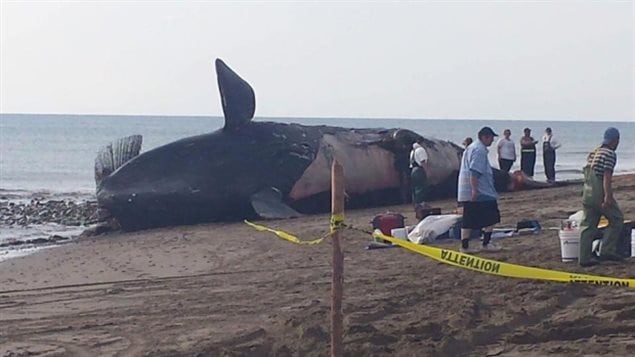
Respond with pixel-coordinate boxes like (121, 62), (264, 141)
(496, 129), (516, 173)
(410, 139), (429, 204)
(542, 127), (561, 183)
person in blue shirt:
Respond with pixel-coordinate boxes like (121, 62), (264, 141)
(457, 127), (502, 253)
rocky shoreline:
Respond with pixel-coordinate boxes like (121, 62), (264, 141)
(0, 198), (115, 249)
(1, 199), (101, 227)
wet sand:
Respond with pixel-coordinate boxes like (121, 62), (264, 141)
(1, 175), (634, 356)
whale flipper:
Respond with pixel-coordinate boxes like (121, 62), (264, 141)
(95, 135), (143, 187)
(250, 187), (302, 219)
(215, 58), (255, 131)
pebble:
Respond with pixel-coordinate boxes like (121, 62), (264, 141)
(0, 199), (101, 227)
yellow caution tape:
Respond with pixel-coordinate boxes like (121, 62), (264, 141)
(244, 220), (328, 245)
(330, 213), (345, 233)
(245, 216), (634, 288)
(245, 214), (344, 245)
(373, 231), (635, 288)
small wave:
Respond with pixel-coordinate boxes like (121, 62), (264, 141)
(0, 188), (95, 203)
(0, 188), (30, 199)
(0, 223), (87, 242)
(0, 246), (54, 263)
(0, 223), (87, 263)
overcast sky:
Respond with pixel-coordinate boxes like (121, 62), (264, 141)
(0, 1), (633, 121)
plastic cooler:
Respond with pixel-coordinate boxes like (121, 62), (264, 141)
(371, 213), (405, 243)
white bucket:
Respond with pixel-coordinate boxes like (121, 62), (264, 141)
(559, 228), (580, 262)
(391, 227), (408, 241)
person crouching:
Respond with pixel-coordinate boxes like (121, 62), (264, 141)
(410, 138), (429, 205)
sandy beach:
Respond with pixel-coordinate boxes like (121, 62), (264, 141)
(1, 175), (634, 356)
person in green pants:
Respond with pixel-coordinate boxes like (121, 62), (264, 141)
(579, 127), (623, 267)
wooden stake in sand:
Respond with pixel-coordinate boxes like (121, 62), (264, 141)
(330, 160), (344, 357)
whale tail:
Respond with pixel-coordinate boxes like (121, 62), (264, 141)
(94, 135), (143, 188)
(215, 58), (256, 131)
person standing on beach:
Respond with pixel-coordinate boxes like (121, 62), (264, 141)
(578, 128), (623, 267)
(457, 127), (502, 253)
(520, 128), (538, 177)
(496, 129), (516, 173)
(462, 137), (473, 148)
(542, 127), (561, 183)
(410, 139), (429, 204)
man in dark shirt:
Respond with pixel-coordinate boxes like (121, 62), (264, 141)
(520, 128), (537, 177)
(542, 127), (561, 183)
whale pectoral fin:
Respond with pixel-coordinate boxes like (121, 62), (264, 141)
(250, 187), (302, 219)
(95, 135), (143, 188)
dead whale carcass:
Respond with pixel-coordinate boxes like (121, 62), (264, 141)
(94, 59), (468, 230)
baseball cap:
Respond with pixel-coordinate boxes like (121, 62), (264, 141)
(478, 126), (498, 137)
(602, 127), (620, 145)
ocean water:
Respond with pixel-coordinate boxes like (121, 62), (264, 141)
(1, 114), (634, 197)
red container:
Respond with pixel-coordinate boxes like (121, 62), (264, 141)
(371, 212), (405, 236)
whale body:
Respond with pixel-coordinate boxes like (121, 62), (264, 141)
(94, 59), (491, 230)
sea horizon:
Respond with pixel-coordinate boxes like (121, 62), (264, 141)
(2, 112), (633, 123)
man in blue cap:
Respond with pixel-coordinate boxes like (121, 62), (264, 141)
(578, 127), (623, 267)
(457, 126), (502, 253)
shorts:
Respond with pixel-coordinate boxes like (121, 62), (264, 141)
(461, 200), (501, 229)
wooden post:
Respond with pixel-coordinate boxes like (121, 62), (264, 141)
(330, 160), (344, 357)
